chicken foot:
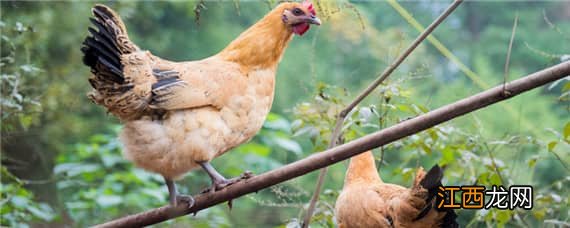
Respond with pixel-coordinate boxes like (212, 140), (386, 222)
(199, 162), (253, 193)
(164, 177), (195, 208)
(198, 162), (253, 209)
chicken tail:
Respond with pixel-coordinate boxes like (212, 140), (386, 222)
(81, 4), (151, 120)
(413, 165), (459, 228)
(82, 4), (139, 84)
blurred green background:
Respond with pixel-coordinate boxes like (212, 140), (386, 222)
(1, 1), (569, 227)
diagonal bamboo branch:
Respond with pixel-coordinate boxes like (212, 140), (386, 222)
(503, 13), (518, 95)
(302, 0), (463, 226)
(95, 61), (570, 228)
(388, 0), (537, 134)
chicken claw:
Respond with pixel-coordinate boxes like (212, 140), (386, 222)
(199, 166), (254, 194)
(164, 177), (195, 208)
(174, 194), (195, 209)
(198, 168), (254, 210)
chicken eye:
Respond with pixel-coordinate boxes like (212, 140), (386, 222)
(292, 8), (304, 16)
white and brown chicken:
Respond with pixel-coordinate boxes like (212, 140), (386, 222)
(335, 151), (458, 228)
(81, 2), (321, 207)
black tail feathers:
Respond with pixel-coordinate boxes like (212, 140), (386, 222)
(420, 165), (444, 203)
(440, 209), (459, 228)
(415, 165), (459, 228)
(82, 4), (133, 84)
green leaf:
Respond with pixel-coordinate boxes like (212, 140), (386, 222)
(101, 154), (124, 168)
(563, 81), (570, 91)
(264, 116), (290, 132)
(15, 22), (25, 32)
(19, 64), (41, 73)
(27, 203), (54, 221)
(239, 143), (271, 157)
(10, 196), (29, 209)
(273, 138), (302, 155)
(527, 156), (538, 168)
(20, 115), (34, 129)
(285, 219), (301, 228)
(441, 146), (455, 165)
(396, 104), (412, 113)
(292, 126), (316, 137)
(290, 119), (303, 131)
(96, 195), (122, 208)
(54, 163), (101, 177)
(532, 208), (547, 220)
(547, 141), (557, 152)
(141, 189), (166, 201)
(420, 142), (431, 154)
(428, 129), (439, 141)
(490, 173), (502, 185)
(495, 210), (512, 226)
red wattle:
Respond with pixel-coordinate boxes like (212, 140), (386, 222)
(293, 23), (310, 36)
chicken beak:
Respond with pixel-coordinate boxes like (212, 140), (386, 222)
(307, 15), (321, 25)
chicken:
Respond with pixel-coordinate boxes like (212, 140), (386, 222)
(335, 151), (458, 228)
(81, 1), (321, 207)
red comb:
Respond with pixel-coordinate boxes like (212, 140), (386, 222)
(302, 1), (316, 15)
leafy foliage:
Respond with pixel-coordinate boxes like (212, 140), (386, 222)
(0, 20), (43, 131)
(54, 131), (165, 225)
(1, 19), (55, 227)
(1, 167), (55, 227)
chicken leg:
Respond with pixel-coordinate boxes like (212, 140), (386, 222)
(164, 177), (195, 208)
(199, 162), (253, 193)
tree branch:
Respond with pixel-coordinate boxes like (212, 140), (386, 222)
(302, 0), (463, 226)
(95, 61), (570, 228)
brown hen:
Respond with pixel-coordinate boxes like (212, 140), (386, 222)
(81, 2), (320, 207)
(335, 151), (458, 228)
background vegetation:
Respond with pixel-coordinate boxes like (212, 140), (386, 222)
(1, 1), (568, 227)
